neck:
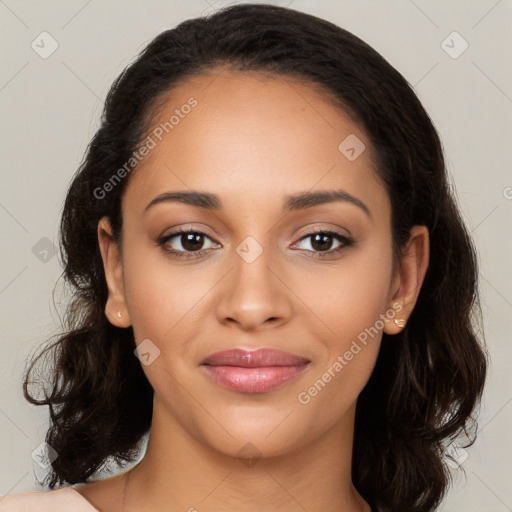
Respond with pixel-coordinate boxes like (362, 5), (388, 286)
(123, 396), (369, 512)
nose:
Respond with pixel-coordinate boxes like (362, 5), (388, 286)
(215, 243), (293, 332)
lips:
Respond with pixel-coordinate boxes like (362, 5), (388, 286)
(201, 348), (310, 367)
(200, 348), (310, 393)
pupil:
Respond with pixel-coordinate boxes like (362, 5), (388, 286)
(182, 233), (203, 251)
(312, 233), (332, 251)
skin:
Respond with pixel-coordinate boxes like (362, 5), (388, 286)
(77, 68), (429, 512)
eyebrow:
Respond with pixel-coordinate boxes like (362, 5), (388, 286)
(144, 189), (371, 219)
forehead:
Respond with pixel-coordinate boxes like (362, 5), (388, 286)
(123, 69), (389, 220)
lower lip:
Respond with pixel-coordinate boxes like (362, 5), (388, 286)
(201, 364), (309, 393)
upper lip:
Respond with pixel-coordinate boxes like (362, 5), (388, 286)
(201, 349), (310, 368)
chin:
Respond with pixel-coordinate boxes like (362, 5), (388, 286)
(195, 407), (315, 460)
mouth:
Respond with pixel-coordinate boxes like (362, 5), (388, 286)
(200, 348), (311, 393)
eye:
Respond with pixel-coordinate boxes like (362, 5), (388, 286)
(293, 229), (354, 258)
(157, 227), (354, 260)
(157, 229), (221, 258)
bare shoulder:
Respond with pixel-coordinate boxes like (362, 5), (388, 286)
(0, 485), (98, 511)
(0, 473), (127, 512)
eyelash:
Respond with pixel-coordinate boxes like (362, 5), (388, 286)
(157, 227), (354, 260)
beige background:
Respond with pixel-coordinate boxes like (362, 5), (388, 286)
(0, 1), (511, 510)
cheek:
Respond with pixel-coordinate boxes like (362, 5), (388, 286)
(294, 262), (391, 433)
(294, 238), (393, 400)
(121, 241), (213, 342)
(297, 237), (394, 342)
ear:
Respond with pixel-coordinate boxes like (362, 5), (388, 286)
(97, 216), (131, 328)
(383, 225), (429, 335)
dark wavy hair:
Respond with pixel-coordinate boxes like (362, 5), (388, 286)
(22, 4), (487, 511)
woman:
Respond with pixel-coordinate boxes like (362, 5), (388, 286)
(0, 3), (487, 512)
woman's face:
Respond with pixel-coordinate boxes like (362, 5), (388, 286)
(101, 69), (407, 459)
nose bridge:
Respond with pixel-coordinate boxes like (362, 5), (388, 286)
(215, 236), (291, 330)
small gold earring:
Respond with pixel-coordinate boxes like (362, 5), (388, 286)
(394, 318), (406, 328)
(117, 311), (122, 319)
